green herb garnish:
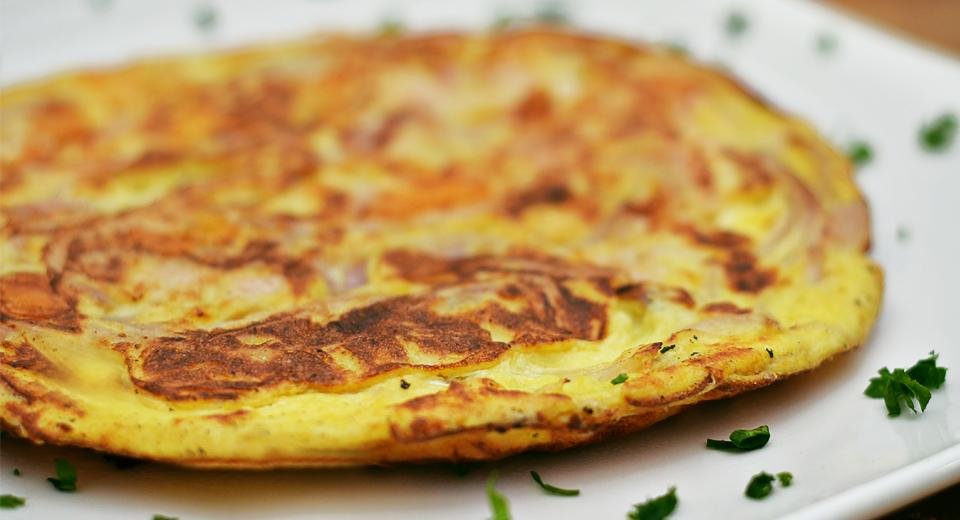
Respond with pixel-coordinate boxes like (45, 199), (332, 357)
(627, 487), (678, 520)
(193, 4), (218, 33)
(377, 18), (404, 37)
(907, 351), (948, 389)
(865, 352), (947, 416)
(896, 226), (911, 243)
(611, 373), (629, 385)
(0, 495), (25, 509)
(766, 348), (774, 358)
(777, 471), (793, 487)
(12, 467), (21, 476)
(919, 113), (957, 152)
(153, 515), (179, 520)
(706, 425), (770, 452)
(816, 33), (837, 54)
(486, 471), (512, 520)
(847, 141), (873, 167)
(660, 344), (676, 354)
(725, 12), (748, 38)
(491, 15), (516, 32)
(535, 2), (569, 25)
(529, 470), (580, 496)
(745, 472), (775, 499)
(47, 458), (77, 492)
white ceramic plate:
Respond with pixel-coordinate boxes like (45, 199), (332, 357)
(1, 1), (959, 518)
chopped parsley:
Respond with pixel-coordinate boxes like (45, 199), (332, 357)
(919, 113), (957, 152)
(400, 379), (411, 389)
(906, 351), (948, 389)
(745, 472), (775, 499)
(725, 11), (748, 38)
(766, 348), (774, 358)
(12, 467), (21, 476)
(377, 18), (404, 37)
(486, 471), (512, 520)
(847, 141), (873, 167)
(896, 226), (911, 243)
(627, 486), (678, 520)
(706, 425), (770, 452)
(192, 4), (218, 33)
(0, 495), (26, 509)
(47, 458), (77, 492)
(153, 515), (179, 520)
(491, 15), (515, 32)
(660, 344), (676, 354)
(816, 33), (837, 55)
(777, 471), (793, 487)
(745, 470), (793, 499)
(865, 352), (947, 416)
(611, 373), (629, 385)
(535, 2), (569, 25)
(530, 470), (580, 496)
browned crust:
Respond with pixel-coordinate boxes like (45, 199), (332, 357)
(0, 272), (81, 332)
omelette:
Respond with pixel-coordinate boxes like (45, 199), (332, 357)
(0, 29), (882, 467)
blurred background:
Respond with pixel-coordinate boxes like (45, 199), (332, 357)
(824, 0), (959, 56)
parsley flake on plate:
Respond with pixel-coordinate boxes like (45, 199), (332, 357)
(535, 2), (569, 26)
(491, 14), (515, 32)
(745, 470), (794, 499)
(725, 11), (748, 38)
(816, 33), (837, 55)
(192, 4), (218, 33)
(847, 141), (873, 166)
(377, 18), (404, 37)
(865, 352), (947, 416)
(530, 470), (580, 496)
(611, 373), (629, 385)
(486, 471), (512, 520)
(47, 458), (78, 492)
(906, 351), (948, 389)
(745, 472), (775, 499)
(919, 113), (957, 152)
(896, 225), (911, 243)
(0, 494), (26, 509)
(12, 467), (21, 476)
(627, 486), (677, 520)
(777, 471), (793, 487)
(153, 515), (179, 520)
(706, 425), (770, 452)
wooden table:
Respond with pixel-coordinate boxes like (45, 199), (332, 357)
(825, 0), (960, 55)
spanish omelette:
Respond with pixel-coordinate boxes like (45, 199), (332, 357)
(0, 29), (882, 467)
